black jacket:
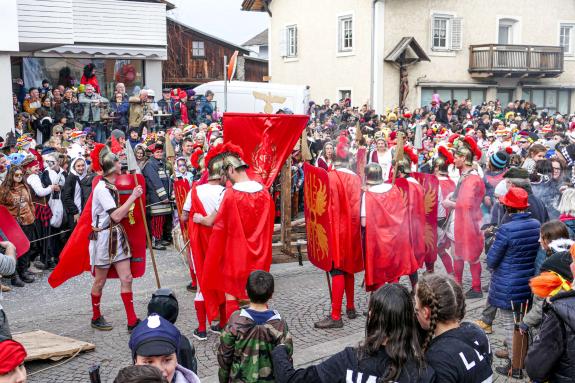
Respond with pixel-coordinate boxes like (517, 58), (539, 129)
(271, 345), (435, 383)
(525, 290), (575, 382)
(62, 172), (80, 217)
(178, 335), (197, 374)
(426, 322), (492, 383)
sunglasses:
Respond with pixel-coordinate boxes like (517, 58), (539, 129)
(13, 173), (22, 177)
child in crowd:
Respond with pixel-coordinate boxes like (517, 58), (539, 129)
(416, 274), (493, 382)
(217, 270), (293, 383)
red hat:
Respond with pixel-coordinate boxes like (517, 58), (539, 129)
(499, 187), (529, 209)
(0, 339), (27, 375)
(438, 146), (454, 165)
(178, 90), (187, 100)
(448, 134), (461, 145)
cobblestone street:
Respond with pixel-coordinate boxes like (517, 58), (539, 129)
(2, 248), (527, 382)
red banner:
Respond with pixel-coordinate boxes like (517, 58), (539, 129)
(173, 179), (191, 235)
(223, 113), (309, 188)
(0, 206), (30, 258)
(303, 163), (333, 272)
(412, 173), (439, 264)
(49, 174), (147, 288)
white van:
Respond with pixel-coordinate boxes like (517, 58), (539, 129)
(193, 81), (309, 115)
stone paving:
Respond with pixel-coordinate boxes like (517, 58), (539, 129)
(1, 247), (528, 382)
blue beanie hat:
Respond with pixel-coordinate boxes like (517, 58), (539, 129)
(490, 151), (509, 169)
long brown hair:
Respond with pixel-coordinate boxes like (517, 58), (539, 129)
(416, 274), (465, 351)
(541, 220), (570, 255)
(0, 166), (29, 203)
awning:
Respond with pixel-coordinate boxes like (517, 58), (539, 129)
(385, 37), (430, 64)
(36, 44), (167, 60)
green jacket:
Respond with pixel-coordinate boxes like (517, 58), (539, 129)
(218, 308), (293, 383)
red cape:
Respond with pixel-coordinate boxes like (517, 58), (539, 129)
(412, 173), (440, 264)
(188, 186), (216, 291)
(328, 170), (363, 274)
(49, 174), (147, 288)
(454, 173), (486, 262)
(396, 178), (426, 266)
(201, 187), (274, 321)
(364, 186), (418, 291)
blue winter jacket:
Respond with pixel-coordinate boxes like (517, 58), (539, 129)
(487, 212), (541, 310)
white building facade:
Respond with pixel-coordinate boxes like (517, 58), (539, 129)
(1, 0), (169, 136)
(243, 0), (575, 115)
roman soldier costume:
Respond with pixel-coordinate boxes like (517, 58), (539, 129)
(185, 145), (226, 339)
(362, 163), (416, 291)
(201, 143), (274, 325)
(394, 146), (426, 289)
(435, 146), (457, 274)
(49, 143), (147, 332)
(315, 137), (363, 329)
(447, 136), (486, 297)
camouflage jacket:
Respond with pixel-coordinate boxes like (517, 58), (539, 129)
(218, 308), (293, 383)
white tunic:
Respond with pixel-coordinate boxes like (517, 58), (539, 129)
(89, 180), (130, 267)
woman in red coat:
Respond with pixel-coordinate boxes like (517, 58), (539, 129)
(81, 63), (101, 94)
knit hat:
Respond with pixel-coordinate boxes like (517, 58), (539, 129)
(111, 129), (125, 140)
(489, 151), (509, 169)
(559, 143), (575, 166)
(541, 251), (574, 281)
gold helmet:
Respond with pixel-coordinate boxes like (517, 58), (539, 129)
(219, 142), (248, 171)
(364, 163), (383, 185)
(100, 145), (119, 176)
(454, 136), (481, 166)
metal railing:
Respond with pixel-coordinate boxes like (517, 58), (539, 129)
(469, 44), (564, 76)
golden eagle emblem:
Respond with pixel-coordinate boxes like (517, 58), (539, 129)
(304, 172), (329, 261)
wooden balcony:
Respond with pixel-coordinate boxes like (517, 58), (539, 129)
(469, 44), (564, 78)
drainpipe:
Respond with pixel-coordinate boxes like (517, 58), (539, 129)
(370, 0), (382, 111)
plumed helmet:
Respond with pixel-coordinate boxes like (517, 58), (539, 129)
(100, 145), (119, 176)
(204, 144), (225, 181)
(365, 163), (383, 185)
(454, 136), (481, 166)
(220, 142), (248, 171)
(434, 146), (454, 174)
(396, 146), (417, 174)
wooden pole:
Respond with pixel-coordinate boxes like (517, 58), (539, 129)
(133, 173), (161, 288)
(280, 159), (292, 255)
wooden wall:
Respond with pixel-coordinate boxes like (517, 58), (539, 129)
(164, 19), (268, 86)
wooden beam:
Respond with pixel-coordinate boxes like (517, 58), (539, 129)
(280, 159), (292, 255)
(469, 72), (493, 78)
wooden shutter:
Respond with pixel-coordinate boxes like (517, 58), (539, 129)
(279, 27), (287, 57)
(293, 25), (298, 56)
(451, 17), (463, 50)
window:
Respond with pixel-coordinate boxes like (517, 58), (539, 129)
(498, 18), (519, 45)
(338, 15), (353, 52)
(431, 14), (463, 51)
(421, 88), (485, 107)
(286, 25), (297, 57)
(432, 16), (449, 49)
(192, 41), (205, 57)
(560, 24), (574, 56)
(20, 57), (144, 99)
(522, 88), (571, 114)
(338, 89), (351, 101)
